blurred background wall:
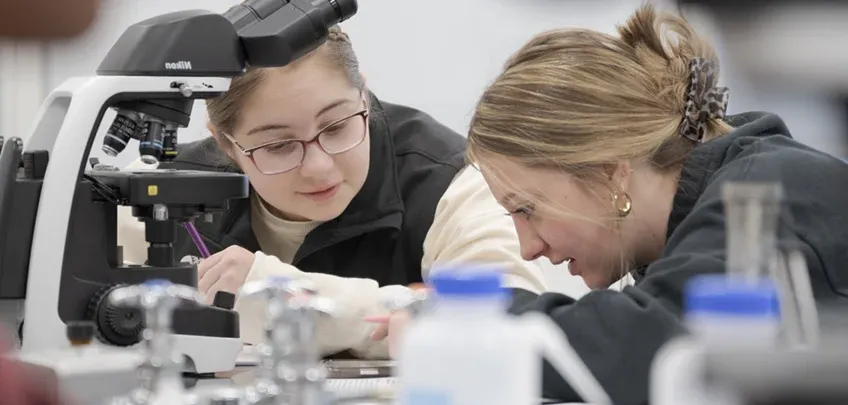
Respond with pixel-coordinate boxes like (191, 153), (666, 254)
(1, 0), (844, 296)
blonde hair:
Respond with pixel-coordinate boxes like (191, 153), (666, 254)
(467, 4), (733, 194)
(206, 26), (363, 139)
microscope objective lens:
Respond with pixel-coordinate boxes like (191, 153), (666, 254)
(139, 119), (166, 165)
(102, 110), (142, 157)
(161, 125), (179, 162)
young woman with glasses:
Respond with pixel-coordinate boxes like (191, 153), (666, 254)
(116, 26), (548, 358)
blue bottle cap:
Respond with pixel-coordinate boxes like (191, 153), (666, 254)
(142, 279), (172, 287)
(684, 274), (780, 318)
(428, 267), (504, 297)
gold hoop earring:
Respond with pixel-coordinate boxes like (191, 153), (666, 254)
(612, 192), (632, 217)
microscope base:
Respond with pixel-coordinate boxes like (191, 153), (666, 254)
(175, 334), (242, 374)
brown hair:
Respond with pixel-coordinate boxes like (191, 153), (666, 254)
(206, 26), (364, 141)
(467, 4), (733, 193)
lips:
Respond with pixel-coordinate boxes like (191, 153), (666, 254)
(549, 257), (573, 266)
(298, 183), (341, 202)
(302, 185), (337, 194)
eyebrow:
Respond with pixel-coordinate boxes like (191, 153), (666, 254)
(244, 98), (354, 136)
(499, 192), (518, 207)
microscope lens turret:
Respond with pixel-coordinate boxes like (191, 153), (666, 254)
(102, 110), (143, 157)
(138, 117), (166, 165)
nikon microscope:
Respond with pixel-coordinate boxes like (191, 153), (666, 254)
(0, 0), (358, 380)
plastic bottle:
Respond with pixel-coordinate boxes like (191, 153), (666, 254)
(395, 267), (611, 405)
(684, 274), (781, 347)
(650, 273), (782, 405)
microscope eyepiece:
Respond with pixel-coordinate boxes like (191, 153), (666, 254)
(329, 0), (358, 23)
(229, 0), (359, 68)
(225, 0), (358, 28)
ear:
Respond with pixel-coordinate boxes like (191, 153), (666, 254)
(608, 160), (633, 192)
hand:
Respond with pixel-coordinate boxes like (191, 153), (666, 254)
(364, 283), (428, 358)
(364, 310), (412, 359)
(198, 245), (255, 303)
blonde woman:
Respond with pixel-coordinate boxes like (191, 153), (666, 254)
(377, 4), (848, 404)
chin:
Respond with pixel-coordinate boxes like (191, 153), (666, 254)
(297, 192), (353, 222)
(582, 275), (611, 291)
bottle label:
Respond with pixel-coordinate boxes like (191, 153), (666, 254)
(401, 389), (450, 405)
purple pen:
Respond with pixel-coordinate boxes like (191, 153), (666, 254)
(183, 221), (211, 258)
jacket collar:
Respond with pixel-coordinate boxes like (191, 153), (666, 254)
(632, 112), (791, 281)
(666, 112), (792, 239)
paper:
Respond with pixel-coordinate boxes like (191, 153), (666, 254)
(325, 377), (397, 393)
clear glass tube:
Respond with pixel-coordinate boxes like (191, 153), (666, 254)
(722, 182), (784, 283)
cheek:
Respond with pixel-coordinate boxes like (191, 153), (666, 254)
(334, 141), (370, 182)
(536, 216), (609, 254)
(535, 217), (582, 250)
(243, 166), (295, 202)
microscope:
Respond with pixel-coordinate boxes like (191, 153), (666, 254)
(0, 0), (358, 376)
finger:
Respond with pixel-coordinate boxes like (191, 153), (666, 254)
(198, 261), (225, 293)
(363, 315), (391, 323)
(387, 311), (411, 358)
(370, 323), (389, 341)
(197, 251), (225, 279)
(408, 283), (428, 291)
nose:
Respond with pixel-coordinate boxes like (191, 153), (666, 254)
(513, 217), (545, 261)
(298, 142), (334, 178)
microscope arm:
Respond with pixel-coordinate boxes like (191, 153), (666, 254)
(20, 76), (230, 354)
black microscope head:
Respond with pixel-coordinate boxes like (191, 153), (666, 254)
(94, 0), (359, 165)
(97, 0), (359, 77)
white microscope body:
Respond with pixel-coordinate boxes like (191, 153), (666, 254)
(20, 75), (241, 374)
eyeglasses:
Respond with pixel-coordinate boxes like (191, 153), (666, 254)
(224, 108), (369, 175)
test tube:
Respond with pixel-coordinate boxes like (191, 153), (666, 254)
(721, 182), (784, 282)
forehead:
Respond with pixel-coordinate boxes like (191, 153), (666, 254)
(478, 156), (537, 201)
(478, 155), (574, 204)
(235, 61), (356, 130)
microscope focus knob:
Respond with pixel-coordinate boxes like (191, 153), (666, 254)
(87, 284), (145, 347)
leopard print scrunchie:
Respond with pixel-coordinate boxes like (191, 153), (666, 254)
(678, 58), (730, 143)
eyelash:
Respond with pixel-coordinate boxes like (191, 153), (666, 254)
(506, 205), (535, 219)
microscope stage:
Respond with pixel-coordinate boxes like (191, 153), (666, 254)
(86, 169), (249, 207)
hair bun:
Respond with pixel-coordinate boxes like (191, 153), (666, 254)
(328, 26), (351, 44)
(617, 5), (669, 60)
